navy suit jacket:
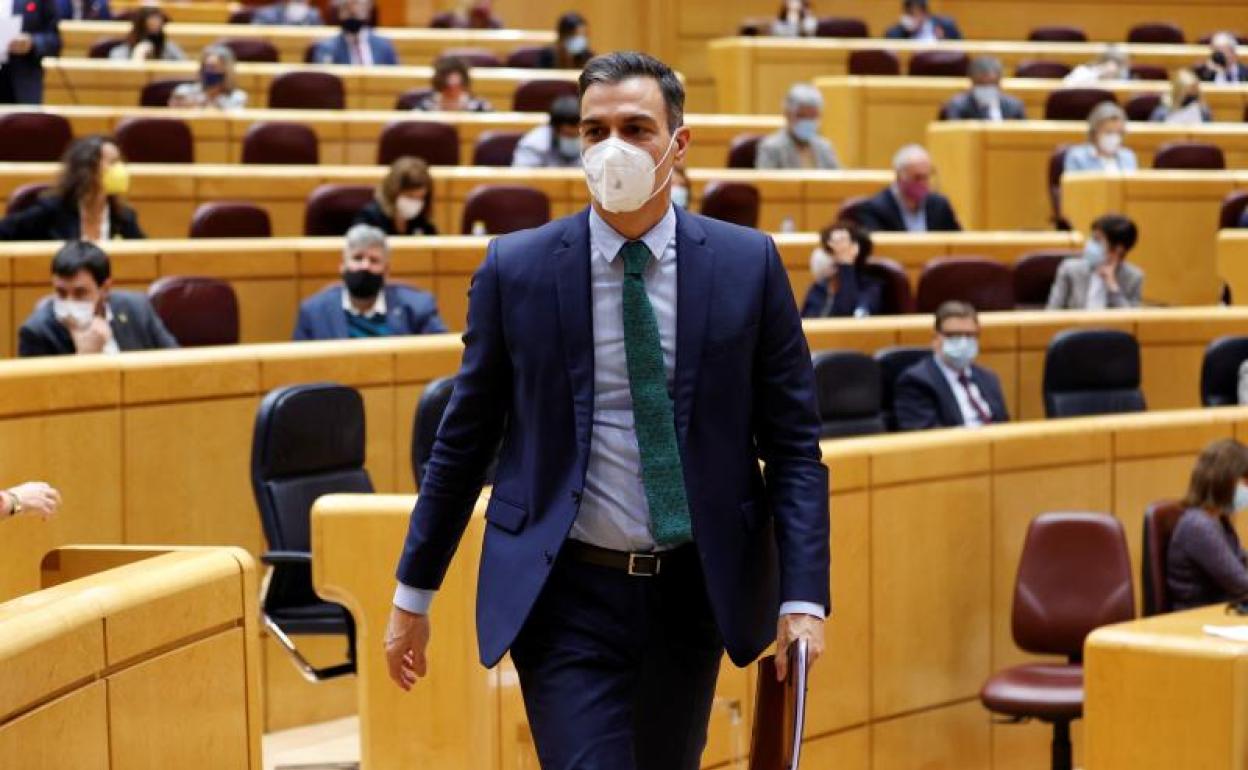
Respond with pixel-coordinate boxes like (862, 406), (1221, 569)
(855, 187), (962, 233)
(1, 0), (61, 104)
(395, 207), (830, 668)
(884, 15), (962, 39)
(894, 355), (1009, 430)
(310, 32), (398, 65)
(53, 0), (109, 19)
(292, 283), (446, 340)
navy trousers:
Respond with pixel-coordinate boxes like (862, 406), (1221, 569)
(509, 546), (725, 770)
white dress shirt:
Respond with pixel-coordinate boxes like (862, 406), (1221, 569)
(934, 355), (990, 428)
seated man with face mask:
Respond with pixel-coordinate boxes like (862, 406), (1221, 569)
(893, 301), (1009, 431)
(309, 0), (397, 65)
(252, 0), (323, 25)
(512, 95), (583, 168)
(18, 241), (178, 357)
(756, 83), (840, 170)
(940, 57), (1026, 121)
(1046, 213), (1143, 310)
(293, 224), (447, 340)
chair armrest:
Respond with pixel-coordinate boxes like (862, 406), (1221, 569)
(260, 550), (312, 566)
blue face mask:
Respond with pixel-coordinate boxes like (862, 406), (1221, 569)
(1083, 237), (1107, 269)
(940, 335), (978, 371)
(790, 118), (819, 143)
(201, 70), (225, 88)
(557, 135), (581, 160)
(564, 34), (588, 56)
(1232, 482), (1248, 514)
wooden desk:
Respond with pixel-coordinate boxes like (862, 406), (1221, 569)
(1085, 605), (1248, 769)
(107, 1), (241, 23)
(1218, 230), (1248, 308)
(1061, 171), (1243, 307)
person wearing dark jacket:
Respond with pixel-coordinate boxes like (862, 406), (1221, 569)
(18, 241), (177, 356)
(536, 11), (592, 69)
(1167, 439), (1248, 611)
(884, 0), (961, 40)
(293, 224), (446, 340)
(895, 301), (1009, 430)
(801, 220), (884, 318)
(855, 144), (962, 233)
(0, 0), (61, 104)
(352, 156), (438, 236)
(941, 56), (1026, 121)
(54, 0), (110, 20)
(0, 136), (144, 242)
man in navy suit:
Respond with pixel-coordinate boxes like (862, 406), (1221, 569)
(384, 52), (829, 770)
(1, 0), (61, 104)
(53, 0), (109, 20)
(292, 224), (446, 340)
(883, 0), (962, 40)
(855, 144), (962, 233)
(894, 301), (1010, 430)
(309, 0), (396, 65)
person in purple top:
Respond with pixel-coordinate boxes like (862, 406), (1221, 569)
(1167, 439), (1248, 611)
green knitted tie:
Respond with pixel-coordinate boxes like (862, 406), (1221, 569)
(620, 240), (692, 547)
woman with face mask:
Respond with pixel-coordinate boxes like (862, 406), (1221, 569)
(109, 8), (185, 61)
(411, 56), (492, 113)
(352, 156), (438, 236)
(1063, 101), (1139, 174)
(537, 11), (592, 69)
(770, 0), (817, 37)
(168, 46), (247, 110)
(800, 220), (884, 318)
(0, 135), (143, 242)
(1166, 439), (1248, 611)
(1149, 69), (1212, 124)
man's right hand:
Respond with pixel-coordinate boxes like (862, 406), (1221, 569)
(384, 605), (431, 691)
(67, 316), (112, 354)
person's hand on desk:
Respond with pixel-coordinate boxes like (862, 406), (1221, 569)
(774, 613), (824, 682)
(385, 605), (431, 691)
(8, 34), (32, 56)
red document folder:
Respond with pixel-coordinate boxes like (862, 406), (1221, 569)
(748, 639), (809, 770)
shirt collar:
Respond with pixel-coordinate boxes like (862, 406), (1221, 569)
(589, 204), (677, 266)
(342, 285), (387, 317)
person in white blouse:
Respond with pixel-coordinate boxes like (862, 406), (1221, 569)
(168, 46), (248, 111)
(1064, 102), (1138, 174)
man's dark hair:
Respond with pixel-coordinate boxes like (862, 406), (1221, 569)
(548, 95), (582, 128)
(934, 300), (978, 333)
(903, 0), (929, 11)
(578, 51), (685, 133)
(1092, 213), (1139, 255)
(52, 240), (111, 286)
(556, 11), (586, 37)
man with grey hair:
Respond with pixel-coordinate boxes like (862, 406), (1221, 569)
(755, 82), (841, 170)
(855, 144), (961, 233)
(1064, 44), (1130, 85)
(308, 0), (397, 65)
(292, 223), (445, 339)
(941, 56), (1026, 121)
(1196, 32), (1246, 83)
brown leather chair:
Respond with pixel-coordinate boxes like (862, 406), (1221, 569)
(1127, 22), (1184, 44)
(1153, 141), (1225, 170)
(189, 202), (273, 238)
(512, 79), (579, 112)
(269, 71), (345, 110)
(1048, 145), (1072, 229)
(980, 512), (1135, 770)
(0, 112), (72, 161)
(115, 117), (194, 163)
(506, 46), (545, 68)
(241, 121), (320, 165)
(1129, 64), (1169, 81)
(1028, 25), (1087, 42)
(377, 120), (460, 166)
(88, 37), (124, 58)
(227, 8), (254, 23)
(1142, 500), (1185, 616)
(1015, 60), (1071, 79)
(862, 257), (913, 315)
(439, 47), (500, 67)
(1014, 251), (1073, 309)
(139, 78), (193, 107)
(1043, 89), (1116, 121)
(1123, 93), (1162, 122)
(304, 184), (374, 236)
(726, 133), (763, 169)
(908, 50), (969, 77)
(148, 276), (240, 347)
(216, 37), (279, 62)
(460, 185), (550, 234)
(472, 130), (523, 166)
(814, 17), (867, 37)
(848, 49), (900, 76)
(1220, 190), (1248, 229)
(699, 182), (760, 229)
(394, 88), (435, 110)
(915, 258), (1015, 313)
(6, 182), (49, 216)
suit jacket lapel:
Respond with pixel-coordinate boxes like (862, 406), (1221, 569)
(108, 298), (135, 350)
(926, 357), (963, 426)
(883, 191), (906, 231)
(330, 288), (350, 339)
(553, 210), (595, 452)
(673, 208), (714, 443)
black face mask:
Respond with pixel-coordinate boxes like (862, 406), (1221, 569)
(340, 17), (365, 34)
(343, 269), (384, 299)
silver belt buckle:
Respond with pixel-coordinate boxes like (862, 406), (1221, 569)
(627, 552), (660, 577)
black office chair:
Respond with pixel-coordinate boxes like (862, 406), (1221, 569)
(1042, 330), (1145, 418)
(874, 346), (930, 431)
(412, 376), (453, 490)
(251, 383), (369, 681)
(1200, 336), (1248, 406)
(811, 351), (886, 438)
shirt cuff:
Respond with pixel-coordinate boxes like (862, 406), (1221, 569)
(779, 600), (826, 619)
(393, 583), (435, 614)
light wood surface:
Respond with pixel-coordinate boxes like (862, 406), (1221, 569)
(107, 1), (242, 23)
(1217, 230), (1248, 309)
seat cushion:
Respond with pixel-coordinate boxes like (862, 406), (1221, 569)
(980, 662), (1083, 721)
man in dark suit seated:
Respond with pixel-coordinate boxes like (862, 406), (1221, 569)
(941, 56), (1026, 121)
(18, 241), (178, 357)
(884, 0), (962, 41)
(293, 223), (446, 340)
(894, 301), (1009, 430)
(855, 144), (962, 233)
(308, 0), (397, 65)
(1194, 32), (1247, 84)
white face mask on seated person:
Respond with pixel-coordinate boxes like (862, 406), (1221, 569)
(581, 133), (677, 214)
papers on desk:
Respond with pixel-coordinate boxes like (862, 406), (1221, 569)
(0, 10), (22, 66)
(1202, 624), (1248, 642)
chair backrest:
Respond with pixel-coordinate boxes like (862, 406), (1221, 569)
(727, 133), (763, 169)
(147, 276), (240, 347)
(861, 257), (914, 315)
(377, 120), (460, 166)
(0, 112), (72, 162)
(189, 201), (273, 238)
(217, 37), (279, 62)
(394, 88), (435, 110)
(241, 121), (320, 165)
(1123, 92), (1162, 122)
(1127, 22), (1184, 44)
(1142, 500), (1186, 616)
(1011, 512), (1135, 658)
(699, 182), (760, 229)
(440, 47), (501, 67)
(138, 78), (193, 107)
(908, 50), (969, 77)
(848, 49), (900, 76)
(814, 17), (867, 37)
(505, 46), (545, 68)
(811, 351), (886, 439)
(1221, 190), (1248, 230)
(1048, 144), (1071, 227)
(471, 130), (524, 166)
(227, 8), (254, 23)
(915, 258), (1015, 313)
(834, 194), (873, 226)
(269, 71), (346, 110)
(512, 79), (578, 112)
(1153, 141), (1226, 170)
(1043, 88), (1116, 121)
(304, 184), (374, 236)
(460, 185), (550, 234)
(1014, 60), (1071, 79)
(1200, 335), (1248, 406)
(1013, 250), (1073, 308)
(1043, 328), (1145, 418)
(88, 36), (124, 58)
(1027, 25), (1087, 42)
(874, 346), (930, 430)
(411, 376), (454, 489)
(114, 116), (194, 163)
(1129, 64), (1169, 81)
(6, 182), (49, 216)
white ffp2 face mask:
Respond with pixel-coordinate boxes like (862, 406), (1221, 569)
(582, 135), (677, 214)
(53, 299), (96, 328)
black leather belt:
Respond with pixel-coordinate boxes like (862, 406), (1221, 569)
(563, 540), (695, 577)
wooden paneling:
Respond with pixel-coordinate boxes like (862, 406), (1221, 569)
(0, 683), (109, 770)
